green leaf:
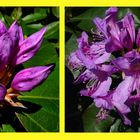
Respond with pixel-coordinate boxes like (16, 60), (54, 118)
(22, 13), (47, 24)
(0, 12), (5, 22)
(71, 8), (107, 31)
(45, 21), (59, 39)
(34, 8), (50, 15)
(11, 8), (22, 20)
(1, 124), (15, 132)
(4, 15), (14, 27)
(110, 119), (121, 132)
(17, 62), (59, 132)
(52, 7), (59, 18)
(83, 104), (114, 132)
(65, 34), (77, 59)
(16, 40), (59, 132)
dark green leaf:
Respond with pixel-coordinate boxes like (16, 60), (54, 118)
(83, 104), (114, 132)
(52, 7), (59, 18)
(65, 34), (77, 58)
(11, 8), (22, 20)
(0, 124), (15, 132)
(22, 13), (47, 24)
(71, 8), (107, 31)
(45, 21), (59, 39)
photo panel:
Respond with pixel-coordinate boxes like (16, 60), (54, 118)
(65, 7), (140, 132)
(0, 7), (59, 132)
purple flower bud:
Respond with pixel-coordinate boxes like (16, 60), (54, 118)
(8, 21), (20, 64)
(8, 21), (19, 47)
(0, 33), (13, 70)
(0, 84), (7, 101)
(11, 65), (53, 92)
(15, 26), (47, 65)
(0, 20), (7, 36)
(18, 26), (24, 45)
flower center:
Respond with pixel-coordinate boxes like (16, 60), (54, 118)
(0, 65), (14, 86)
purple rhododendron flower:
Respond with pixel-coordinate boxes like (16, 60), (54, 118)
(68, 7), (140, 125)
(0, 20), (53, 108)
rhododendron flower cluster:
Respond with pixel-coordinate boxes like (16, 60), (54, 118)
(0, 20), (53, 108)
(68, 7), (140, 125)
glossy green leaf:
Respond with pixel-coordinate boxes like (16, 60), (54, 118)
(82, 104), (114, 132)
(22, 13), (47, 24)
(45, 21), (59, 39)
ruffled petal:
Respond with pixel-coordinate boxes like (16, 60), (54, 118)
(105, 36), (123, 53)
(112, 76), (135, 125)
(91, 77), (112, 98)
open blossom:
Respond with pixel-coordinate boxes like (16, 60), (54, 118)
(93, 7), (135, 53)
(68, 7), (140, 125)
(0, 20), (53, 108)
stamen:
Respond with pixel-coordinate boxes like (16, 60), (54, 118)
(91, 28), (105, 42)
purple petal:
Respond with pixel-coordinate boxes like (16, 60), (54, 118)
(120, 28), (133, 50)
(11, 65), (53, 92)
(19, 26), (24, 45)
(68, 51), (83, 70)
(124, 50), (138, 59)
(8, 21), (20, 64)
(91, 68), (108, 82)
(76, 49), (96, 69)
(74, 69), (96, 84)
(105, 7), (118, 17)
(101, 64), (118, 75)
(76, 33), (96, 69)
(77, 33), (110, 69)
(93, 17), (107, 38)
(122, 14), (135, 43)
(91, 77), (112, 98)
(0, 84), (7, 101)
(105, 36), (123, 53)
(0, 20), (7, 36)
(112, 57), (130, 72)
(77, 31), (88, 45)
(94, 96), (113, 110)
(136, 28), (140, 47)
(8, 21), (19, 47)
(112, 76), (135, 125)
(15, 26), (47, 65)
(0, 33), (13, 70)
(112, 76), (135, 115)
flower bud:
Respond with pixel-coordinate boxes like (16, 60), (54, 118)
(0, 84), (7, 101)
(0, 33), (13, 70)
(15, 26), (47, 65)
(11, 65), (53, 92)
